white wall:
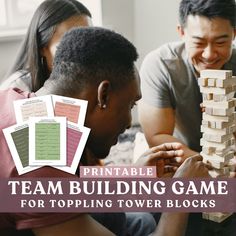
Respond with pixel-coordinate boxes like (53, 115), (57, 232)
(134, 0), (180, 67)
(101, 0), (180, 66)
(0, 38), (23, 83)
(102, 0), (181, 63)
(102, 0), (134, 42)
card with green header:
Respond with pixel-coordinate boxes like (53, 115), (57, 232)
(29, 117), (67, 166)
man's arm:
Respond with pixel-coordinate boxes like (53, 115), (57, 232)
(32, 214), (114, 236)
(32, 208), (187, 236)
(138, 101), (198, 159)
(152, 154), (209, 236)
(153, 213), (188, 236)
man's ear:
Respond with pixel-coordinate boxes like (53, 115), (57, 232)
(97, 80), (111, 109)
(177, 24), (185, 38)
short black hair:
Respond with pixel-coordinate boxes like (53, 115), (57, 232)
(179, 0), (236, 28)
(48, 27), (138, 96)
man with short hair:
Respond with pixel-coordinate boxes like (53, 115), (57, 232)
(139, 0), (236, 235)
(139, 0), (236, 158)
(0, 27), (208, 235)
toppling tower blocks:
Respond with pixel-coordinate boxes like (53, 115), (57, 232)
(198, 69), (236, 223)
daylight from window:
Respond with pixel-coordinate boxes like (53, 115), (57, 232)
(0, 0), (102, 35)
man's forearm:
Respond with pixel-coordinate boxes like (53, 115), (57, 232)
(153, 212), (189, 236)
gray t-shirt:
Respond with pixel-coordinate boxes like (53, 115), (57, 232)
(140, 41), (236, 152)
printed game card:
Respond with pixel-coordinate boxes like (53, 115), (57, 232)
(52, 95), (88, 125)
(3, 122), (40, 175)
(14, 95), (54, 123)
(29, 117), (67, 166)
(56, 122), (90, 174)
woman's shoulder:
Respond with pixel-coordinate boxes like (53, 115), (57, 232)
(0, 70), (32, 92)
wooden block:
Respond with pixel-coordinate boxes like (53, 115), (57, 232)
(213, 107), (234, 116)
(216, 77), (236, 88)
(228, 158), (236, 172)
(201, 120), (231, 129)
(202, 120), (217, 129)
(201, 124), (236, 136)
(200, 85), (235, 95)
(205, 107), (213, 115)
(215, 147), (235, 157)
(202, 112), (235, 122)
(202, 133), (233, 143)
(202, 146), (216, 155)
(202, 119), (210, 126)
(200, 138), (234, 149)
(210, 213), (233, 223)
(202, 93), (213, 101)
(198, 77), (208, 87)
(201, 151), (233, 163)
(213, 92), (235, 102)
(202, 157), (228, 169)
(230, 125), (236, 133)
(223, 151), (234, 161)
(204, 107), (235, 116)
(208, 78), (216, 87)
(210, 122), (217, 129)
(230, 138), (235, 146)
(202, 212), (210, 220)
(203, 212), (233, 223)
(200, 69), (232, 80)
(209, 167), (230, 178)
(231, 85), (236, 92)
(215, 121), (231, 129)
(202, 98), (236, 108)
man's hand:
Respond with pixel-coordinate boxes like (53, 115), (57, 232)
(200, 102), (205, 113)
(135, 142), (184, 177)
(173, 154), (210, 178)
(229, 156), (236, 178)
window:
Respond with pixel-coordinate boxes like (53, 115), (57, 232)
(0, 0), (44, 30)
(0, 0), (102, 39)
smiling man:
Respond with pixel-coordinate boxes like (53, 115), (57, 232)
(138, 1), (236, 234)
(139, 0), (236, 159)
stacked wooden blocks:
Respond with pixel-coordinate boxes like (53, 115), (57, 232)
(199, 69), (236, 223)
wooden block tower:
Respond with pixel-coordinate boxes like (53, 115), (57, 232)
(199, 69), (236, 223)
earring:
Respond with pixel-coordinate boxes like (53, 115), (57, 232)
(41, 56), (47, 68)
(98, 103), (106, 109)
